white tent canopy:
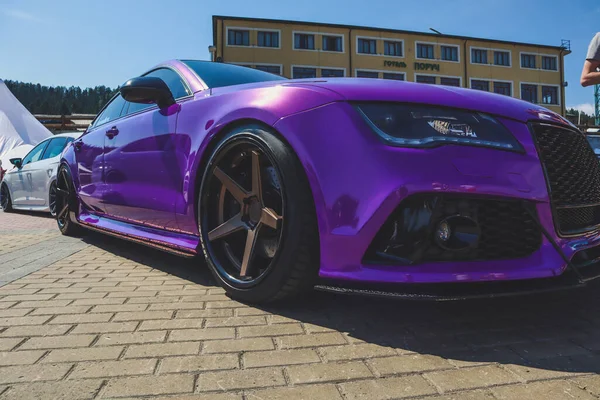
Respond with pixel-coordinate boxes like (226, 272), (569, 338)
(0, 78), (51, 167)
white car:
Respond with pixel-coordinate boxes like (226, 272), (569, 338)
(1, 132), (81, 216)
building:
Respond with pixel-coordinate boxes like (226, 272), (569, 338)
(211, 15), (571, 115)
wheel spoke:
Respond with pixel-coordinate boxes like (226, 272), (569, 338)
(56, 187), (68, 196)
(214, 167), (248, 204)
(60, 171), (69, 189)
(260, 207), (282, 230)
(208, 213), (246, 241)
(251, 151), (262, 203)
(240, 226), (260, 277)
(57, 204), (69, 220)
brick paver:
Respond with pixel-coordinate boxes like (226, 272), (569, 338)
(3, 210), (600, 399)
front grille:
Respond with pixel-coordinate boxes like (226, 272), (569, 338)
(556, 206), (600, 233)
(364, 196), (542, 264)
(532, 123), (600, 235)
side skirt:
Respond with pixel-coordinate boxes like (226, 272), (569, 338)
(12, 205), (51, 213)
(77, 212), (199, 258)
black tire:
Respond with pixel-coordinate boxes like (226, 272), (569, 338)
(55, 164), (83, 236)
(198, 126), (319, 303)
(49, 181), (58, 217)
(0, 183), (13, 212)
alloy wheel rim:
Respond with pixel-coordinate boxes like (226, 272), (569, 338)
(202, 141), (285, 286)
(49, 183), (57, 217)
(0, 185), (8, 210)
(55, 168), (71, 228)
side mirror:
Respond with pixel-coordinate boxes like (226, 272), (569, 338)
(9, 158), (22, 169)
(120, 77), (175, 110)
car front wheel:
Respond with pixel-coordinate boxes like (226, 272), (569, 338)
(198, 126), (319, 303)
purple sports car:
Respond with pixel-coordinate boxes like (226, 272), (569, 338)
(49, 60), (600, 303)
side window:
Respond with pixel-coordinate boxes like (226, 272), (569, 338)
(21, 141), (49, 166)
(93, 94), (127, 128)
(124, 68), (191, 116)
(41, 137), (68, 160)
(146, 68), (190, 99)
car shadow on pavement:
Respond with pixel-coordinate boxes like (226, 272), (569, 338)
(80, 231), (217, 287)
(82, 230), (600, 375)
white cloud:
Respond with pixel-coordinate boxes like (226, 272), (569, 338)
(569, 103), (596, 116)
(2, 9), (42, 22)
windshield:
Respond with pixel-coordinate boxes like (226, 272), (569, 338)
(181, 60), (287, 89)
(587, 135), (600, 155)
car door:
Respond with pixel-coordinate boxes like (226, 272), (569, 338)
(24, 137), (70, 206)
(28, 136), (73, 206)
(103, 67), (191, 229)
(74, 94), (127, 213)
(9, 140), (50, 206)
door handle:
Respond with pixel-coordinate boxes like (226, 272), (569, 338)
(105, 127), (119, 139)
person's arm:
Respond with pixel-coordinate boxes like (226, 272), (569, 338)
(581, 60), (600, 87)
(581, 33), (600, 87)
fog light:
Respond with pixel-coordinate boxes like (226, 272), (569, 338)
(434, 215), (481, 251)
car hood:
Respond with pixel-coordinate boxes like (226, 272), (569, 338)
(279, 78), (572, 126)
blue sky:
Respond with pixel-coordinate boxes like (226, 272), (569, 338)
(0, 0), (598, 114)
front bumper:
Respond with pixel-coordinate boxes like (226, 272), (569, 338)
(274, 101), (600, 293)
(314, 260), (600, 300)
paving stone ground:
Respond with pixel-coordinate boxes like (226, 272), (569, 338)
(2, 210), (600, 399)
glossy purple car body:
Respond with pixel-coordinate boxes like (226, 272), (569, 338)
(57, 59), (600, 302)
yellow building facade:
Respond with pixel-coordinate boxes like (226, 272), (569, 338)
(212, 16), (570, 115)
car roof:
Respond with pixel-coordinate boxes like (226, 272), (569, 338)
(46, 132), (82, 140)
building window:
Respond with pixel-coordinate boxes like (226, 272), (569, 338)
(416, 75), (436, 84)
(521, 54), (536, 68)
(493, 82), (512, 96)
(383, 73), (404, 80)
(292, 67), (317, 79)
(542, 86), (558, 105)
(294, 33), (315, 50)
(441, 46), (458, 62)
(357, 70), (378, 78)
(440, 77), (460, 87)
(255, 65), (281, 75)
(257, 31), (279, 48)
(228, 29), (249, 46)
(321, 68), (344, 77)
(471, 79), (490, 91)
(322, 35), (343, 52)
(471, 49), (487, 64)
(541, 56), (557, 71)
(521, 84), (538, 103)
(416, 43), (434, 59)
(384, 41), (403, 57)
(494, 51), (510, 66)
(358, 38), (376, 54)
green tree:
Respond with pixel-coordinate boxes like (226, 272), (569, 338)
(4, 80), (115, 115)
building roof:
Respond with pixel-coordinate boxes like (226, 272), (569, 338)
(213, 15), (570, 53)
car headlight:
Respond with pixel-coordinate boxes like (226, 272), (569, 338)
(355, 102), (524, 152)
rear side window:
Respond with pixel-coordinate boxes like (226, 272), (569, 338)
(41, 137), (68, 160)
(93, 94), (126, 128)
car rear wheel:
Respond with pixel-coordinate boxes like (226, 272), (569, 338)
(0, 183), (13, 212)
(49, 181), (58, 217)
(198, 126), (319, 303)
(55, 165), (82, 236)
